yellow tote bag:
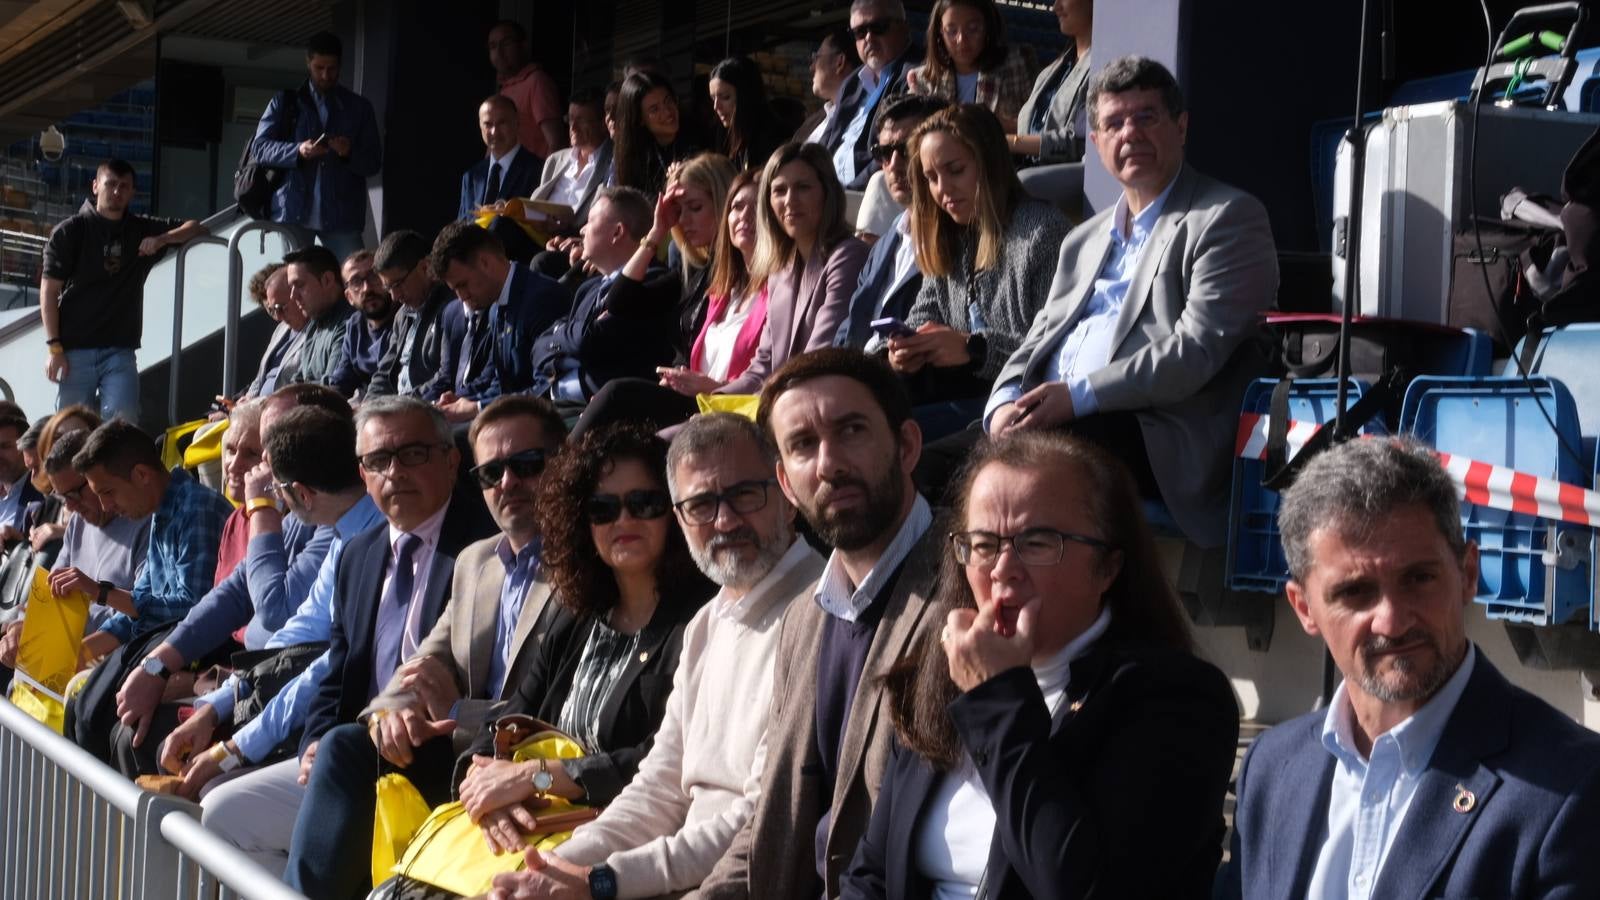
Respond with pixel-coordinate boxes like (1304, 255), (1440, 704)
(371, 773), (435, 887)
(7, 568), (89, 734)
(387, 731), (589, 896)
(696, 393), (759, 421)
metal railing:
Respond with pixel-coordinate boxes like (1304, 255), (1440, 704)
(0, 697), (309, 900)
(223, 221), (306, 399)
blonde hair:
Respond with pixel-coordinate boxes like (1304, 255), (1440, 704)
(749, 142), (851, 286)
(907, 104), (1023, 277)
(32, 404), (101, 493)
(668, 153), (737, 273)
(708, 170), (763, 301)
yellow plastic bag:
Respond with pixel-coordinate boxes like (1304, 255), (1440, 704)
(371, 773), (435, 887)
(182, 417), (229, 469)
(7, 567), (89, 734)
(388, 732), (587, 896)
(474, 199), (555, 249)
(696, 393), (759, 421)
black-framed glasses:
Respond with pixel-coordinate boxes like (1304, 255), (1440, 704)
(358, 442), (450, 474)
(1098, 108), (1164, 135)
(672, 479), (776, 525)
(870, 141), (907, 165)
(53, 480), (89, 504)
(851, 17), (895, 40)
(949, 527), (1112, 567)
(584, 489), (672, 525)
(471, 450), (547, 489)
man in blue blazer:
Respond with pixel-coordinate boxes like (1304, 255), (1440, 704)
(250, 32), (382, 261)
(427, 222), (570, 423)
(1218, 437), (1600, 900)
(457, 95), (542, 221)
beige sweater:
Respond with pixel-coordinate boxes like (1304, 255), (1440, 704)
(557, 540), (825, 898)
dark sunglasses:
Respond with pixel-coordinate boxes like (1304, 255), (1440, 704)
(584, 489), (672, 525)
(851, 17), (895, 40)
(870, 141), (908, 165)
(471, 449), (547, 489)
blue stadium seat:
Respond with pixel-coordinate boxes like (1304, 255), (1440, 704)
(1507, 323), (1600, 459)
(1400, 375), (1590, 626)
(1225, 378), (1378, 593)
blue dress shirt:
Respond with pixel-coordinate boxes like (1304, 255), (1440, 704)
(487, 536), (541, 697)
(198, 494), (385, 762)
(1306, 646), (1478, 900)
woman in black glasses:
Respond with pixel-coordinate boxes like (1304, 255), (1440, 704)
(838, 431), (1239, 900)
(454, 423), (713, 853)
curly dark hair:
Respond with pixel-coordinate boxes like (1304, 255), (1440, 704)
(535, 423), (704, 619)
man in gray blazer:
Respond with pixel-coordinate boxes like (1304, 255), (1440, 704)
(925, 55), (1277, 546)
(281, 394), (568, 898)
(1220, 437), (1600, 899)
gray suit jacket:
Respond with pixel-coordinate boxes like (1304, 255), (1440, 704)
(530, 141), (613, 229)
(697, 521), (943, 900)
(1016, 49), (1092, 164)
(365, 534), (555, 753)
(993, 164), (1277, 545)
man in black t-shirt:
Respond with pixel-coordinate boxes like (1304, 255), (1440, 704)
(40, 158), (204, 423)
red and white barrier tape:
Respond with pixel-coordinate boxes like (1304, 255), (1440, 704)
(1234, 413), (1600, 528)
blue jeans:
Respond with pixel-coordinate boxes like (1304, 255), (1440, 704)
(286, 226), (365, 262)
(58, 348), (139, 423)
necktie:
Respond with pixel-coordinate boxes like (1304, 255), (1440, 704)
(485, 161), (503, 205)
(395, 309), (418, 394)
(370, 533), (422, 698)
(459, 309), (492, 388)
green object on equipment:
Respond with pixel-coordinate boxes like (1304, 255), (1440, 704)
(1499, 30), (1567, 58)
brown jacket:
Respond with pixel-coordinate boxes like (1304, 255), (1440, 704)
(695, 521), (943, 900)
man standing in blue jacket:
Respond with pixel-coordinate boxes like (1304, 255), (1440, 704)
(252, 31), (382, 260)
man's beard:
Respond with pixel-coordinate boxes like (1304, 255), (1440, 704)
(800, 461), (905, 552)
(1356, 629), (1457, 703)
(691, 521), (792, 589)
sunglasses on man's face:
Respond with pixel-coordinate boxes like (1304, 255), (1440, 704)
(851, 17), (894, 40)
(471, 449), (547, 490)
(583, 489), (672, 525)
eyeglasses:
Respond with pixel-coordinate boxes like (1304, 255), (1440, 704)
(851, 17), (895, 40)
(471, 449), (547, 489)
(53, 481), (89, 504)
(358, 442), (450, 474)
(344, 272), (384, 291)
(584, 489), (672, 525)
(870, 141), (908, 165)
(940, 22), (985, 42)
(949, 527), (1112, 567)
(1097, 108), (1164, 135)
(672, 479), (776, 525)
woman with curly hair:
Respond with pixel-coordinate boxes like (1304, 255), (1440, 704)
(454, 423), (714, 855)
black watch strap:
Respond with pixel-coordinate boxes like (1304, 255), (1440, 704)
(588, 862), (618, 900)
(96, 580), (112, 605)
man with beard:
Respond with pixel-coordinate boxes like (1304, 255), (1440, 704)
(327, 250), (396, 398)
(281, 395), (566, 898)
(1218, 437), (1600, 900)
(698, 349), (941, 900)
(486, 413), (826, 899)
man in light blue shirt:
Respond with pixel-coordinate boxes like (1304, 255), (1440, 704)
(918, 56), (1277, 547)
(1220, 437), (1600, 899)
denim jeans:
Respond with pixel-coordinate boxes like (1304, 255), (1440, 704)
(57, 347), (139, 422)
(285, 226), (365, 262)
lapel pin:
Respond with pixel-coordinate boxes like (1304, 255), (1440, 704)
(1452, 784), (1476, 814)
(1069, 698), (1085, 713)
(639, 650), (649, 663)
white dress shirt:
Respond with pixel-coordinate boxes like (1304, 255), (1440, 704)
(813, 494), (933, 622)
(547, 148), (599, 210)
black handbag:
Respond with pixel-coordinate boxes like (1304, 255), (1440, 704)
(228, 641), (327, 763)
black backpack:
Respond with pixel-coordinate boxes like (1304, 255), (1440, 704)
(233, 88), (301, 219)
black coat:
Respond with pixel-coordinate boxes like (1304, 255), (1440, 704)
(299, 495), (492, 755)
(455, 584), (710, 805)
(839, 641), (1239, 900)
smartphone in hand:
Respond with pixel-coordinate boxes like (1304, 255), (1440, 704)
(870, 316), (917, 340)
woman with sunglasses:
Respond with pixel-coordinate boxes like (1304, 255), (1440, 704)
(838, 431), (1239, 900)
(454, 424), (714, 855)
(904, 0), (1035, 132)
(886, 104), (1069, 442)
(613, 72), (702, 199)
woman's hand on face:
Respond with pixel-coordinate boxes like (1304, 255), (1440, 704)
(653, 187), (684, 237)
(942, 596), (1039, 692)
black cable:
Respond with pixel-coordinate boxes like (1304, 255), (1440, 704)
(1468, 0), (1588, 474)
(1333, 0), (1373, 437)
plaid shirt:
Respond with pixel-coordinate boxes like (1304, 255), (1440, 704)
(98, 468), (233, 644)
(909, 44), (1036, 129)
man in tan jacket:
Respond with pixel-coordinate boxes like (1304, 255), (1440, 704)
(282, 394), (567, 898)
(699, 349), (942, 900)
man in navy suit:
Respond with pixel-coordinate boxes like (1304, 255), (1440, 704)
(835, 94), (948, 350)
(428, 222), (569, 423)
(457, 94), (541, 221)
(1219, 437), (1600, 900)
(526, 186), (678, 411)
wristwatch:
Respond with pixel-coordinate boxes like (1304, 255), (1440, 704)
(96, 580), (112, 606)
(209, 742), (244, 773)
(531, 758), (554, 797)
(141, 656), (172, 680)
(588, 863), (618, 900)
(965, 331), (989, 371)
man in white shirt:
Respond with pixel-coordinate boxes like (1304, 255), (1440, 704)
(796, 28), (862, 151)
(530, 88), (614, 255)
(487, 413), (827, 900)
